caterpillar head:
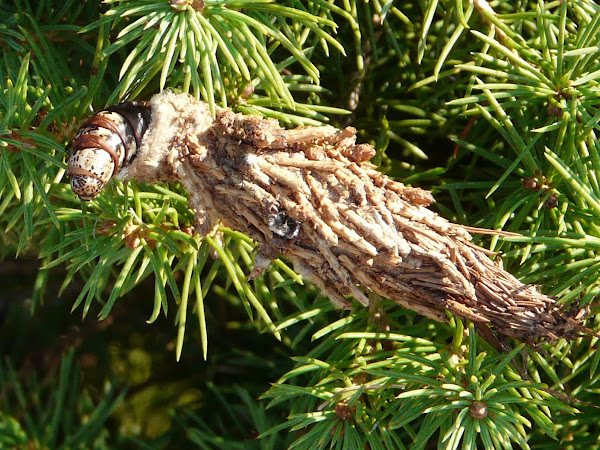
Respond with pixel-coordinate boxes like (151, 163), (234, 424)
(66, 119), (122, 201)
(67, 147), (116, 201)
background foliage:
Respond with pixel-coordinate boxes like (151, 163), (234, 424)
(1, 0), (600, 448)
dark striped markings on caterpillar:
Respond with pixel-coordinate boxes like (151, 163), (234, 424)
(66, 102), (152, 201)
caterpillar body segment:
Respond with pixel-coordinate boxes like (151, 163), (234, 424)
(66, 102), (152, 200)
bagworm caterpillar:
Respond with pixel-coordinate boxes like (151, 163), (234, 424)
(66, 102), (152, 200)
(66, 92), (593, 344)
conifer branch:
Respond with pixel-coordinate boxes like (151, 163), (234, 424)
(81, 0), (349, 112)
(3, 0), (600, 447)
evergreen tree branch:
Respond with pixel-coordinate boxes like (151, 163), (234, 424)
(3, 0), (600, 446)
